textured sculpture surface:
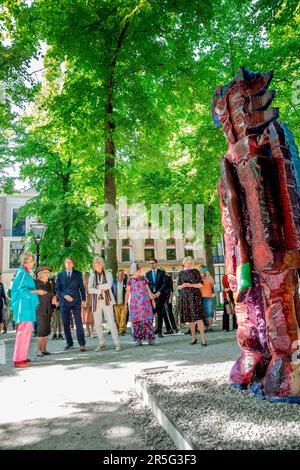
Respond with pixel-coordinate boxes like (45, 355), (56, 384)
(213, 68), (300, 402)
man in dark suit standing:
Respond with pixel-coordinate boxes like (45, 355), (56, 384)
(146, 258), (167, 338)
(162, 272), (178, 334)
(55, 257), (86, 351)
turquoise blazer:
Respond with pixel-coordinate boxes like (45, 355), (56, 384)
(11, 266), (39, 323)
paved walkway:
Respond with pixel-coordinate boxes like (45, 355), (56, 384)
(0, 315), (238, 449)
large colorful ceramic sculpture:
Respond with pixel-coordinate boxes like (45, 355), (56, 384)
(212, 67), (300, 402)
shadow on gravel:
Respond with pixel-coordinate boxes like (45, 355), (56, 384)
(0, 400), (154, 450)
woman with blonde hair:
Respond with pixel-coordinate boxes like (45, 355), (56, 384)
(88, 257), (121, 352)
(11, 252), (47, 367)
(177, 256), (207, 346)
(124, 262), (156, 346)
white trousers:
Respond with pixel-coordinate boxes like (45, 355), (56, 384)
(93, 300), (120, 348)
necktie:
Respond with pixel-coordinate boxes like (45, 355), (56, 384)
(152, 270), (156, 284)
(68, 271), (71, 278)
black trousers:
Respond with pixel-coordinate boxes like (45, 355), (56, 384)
(222, 303), (238, 331)
(163, 301), (177, 332)
(153, 296), (169, 334)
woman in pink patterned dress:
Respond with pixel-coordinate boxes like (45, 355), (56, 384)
(124, 263), (156, 346)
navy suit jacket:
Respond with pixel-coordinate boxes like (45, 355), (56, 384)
(146, 269), (166, 297)
(55, 269), (86, 308)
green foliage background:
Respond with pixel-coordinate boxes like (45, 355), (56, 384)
(0, 0), (299, 270)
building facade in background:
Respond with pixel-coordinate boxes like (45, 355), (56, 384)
(0, 190), (225, 304)
(0, 189), (37, 287)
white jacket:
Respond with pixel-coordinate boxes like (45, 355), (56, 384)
(88, 270), (116, 305)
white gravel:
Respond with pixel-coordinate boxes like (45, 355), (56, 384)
(137, 362), (300, 450)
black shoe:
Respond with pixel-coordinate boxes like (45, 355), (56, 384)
(58, 334), (64, 340)
(51, 334), (57, 340)
(154, 329), (159, 334)
(107, 331), (111, 335)
(42, 351), (51, 355)
(158, 333), (164, 338)
(164, 330), (173, 335)
(119, 332), (126, 336)
(191, 338), (198, 345)
(201, 341), (208, 347)
(64, 345), (74, 351)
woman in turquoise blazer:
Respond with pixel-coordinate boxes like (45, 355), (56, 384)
(12, 252), (46, 367)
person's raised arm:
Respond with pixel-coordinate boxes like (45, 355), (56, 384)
(97, 271), (113, 291)
(88, 272), (99, 294)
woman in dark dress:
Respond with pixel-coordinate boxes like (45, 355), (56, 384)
(35, 265), (55, 357)
(177, 256), (207, 346)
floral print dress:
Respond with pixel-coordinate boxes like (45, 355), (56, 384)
(178, 268), (205, 323)
(127, 275), (155, 342)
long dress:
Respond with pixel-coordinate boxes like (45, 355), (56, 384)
(127, 276), (155, 342)
(222, 274), (238, 331)
(35, 279), (54, 337)
(178, 268), (205, 323)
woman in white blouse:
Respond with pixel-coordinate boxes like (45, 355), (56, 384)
(88, 257), (121, 352)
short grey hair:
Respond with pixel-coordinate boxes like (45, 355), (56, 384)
(37, 270), (50, 280)
(93, 256), (105, 269)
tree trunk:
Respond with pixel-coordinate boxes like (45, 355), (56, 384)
(204, 204), (215, 277)
(103, 22), (129, 277)
(204, 230), (215, 278)
(104, 93), (118, 276)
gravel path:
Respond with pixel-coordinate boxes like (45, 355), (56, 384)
(138, 362), (300, 450)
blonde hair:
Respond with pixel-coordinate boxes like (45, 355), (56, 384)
(182, 256), (194, 266)
(21, 252), (36, 265)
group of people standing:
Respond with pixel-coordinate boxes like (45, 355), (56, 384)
(7, 250), (237, 368)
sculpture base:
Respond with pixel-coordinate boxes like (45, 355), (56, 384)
(231, 381), (300, 404)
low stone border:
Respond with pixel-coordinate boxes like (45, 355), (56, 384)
(135, 370), (196, 450)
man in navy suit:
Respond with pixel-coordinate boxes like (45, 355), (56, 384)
(146, 258), (167, 337)
(55, 257), (86, 351)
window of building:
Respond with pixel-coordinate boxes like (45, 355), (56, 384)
(9, 241), (25, 269)
(167, 238), (176, 246)
(213, 239), (225, 264)
(12, 209), (26, 237)
(184, 248), (194, 258)
(122, 239), (130, 246)
(122, 248), (131, 262)
(214, 265), (225, 295)
(166, 248), (177, 261)
(145, 248), (155, 261)
(145, 238), (154, 246)
(119, 215), (130, 229)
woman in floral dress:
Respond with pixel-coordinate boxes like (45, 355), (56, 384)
(177, 256), (207, 346)
(124, 262), (156, 345)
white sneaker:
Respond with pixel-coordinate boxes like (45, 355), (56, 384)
(115, 345), (122, 352)
(95, 345), (105, 352)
